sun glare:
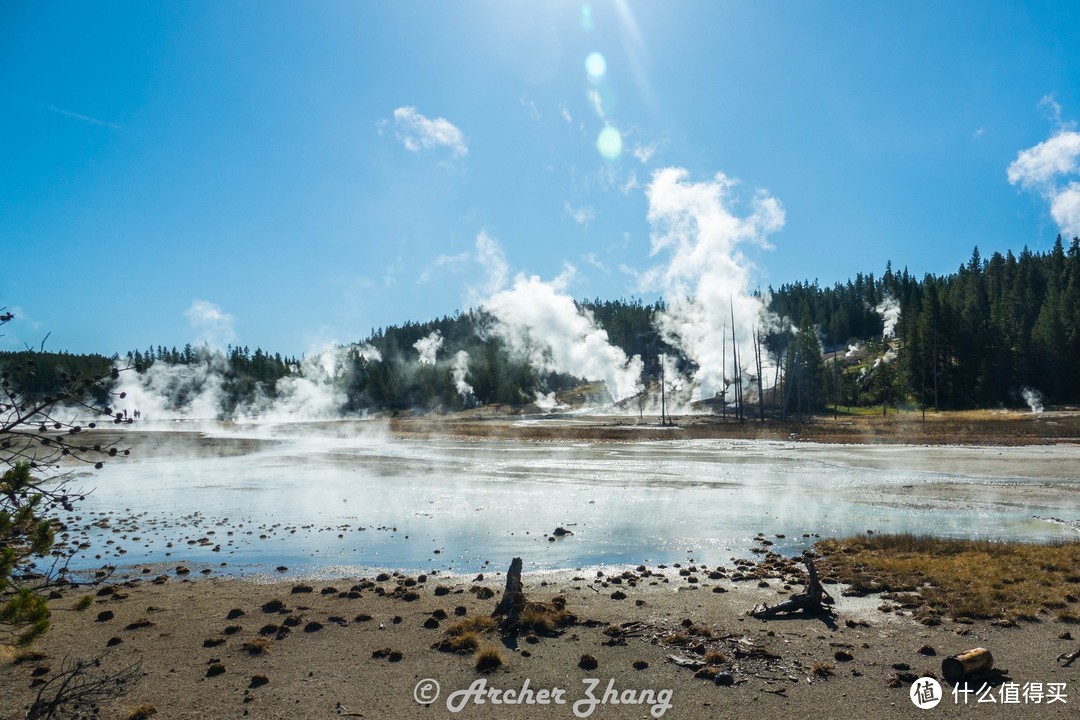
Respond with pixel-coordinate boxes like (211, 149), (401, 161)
(585, 51), (607, 80)
(596, 125), (622, 160)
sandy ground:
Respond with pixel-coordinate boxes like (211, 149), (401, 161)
(3, 565), (1077, 719)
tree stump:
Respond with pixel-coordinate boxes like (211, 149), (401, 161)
(491, 557), (525, 631)
(750, 556), (835, 619)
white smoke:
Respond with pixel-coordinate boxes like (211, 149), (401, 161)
(246, 345), (349, 421)
(451, 350), (473, 398)
(114, 342), (379, 423)
(533, 391), (559, 411)
(845, 343), (862, 358)
(1021, 386), (1044, 414)
(184, 300), (236, 350)
(641, 167), (785, 400)
(113, 349), (228, 420)
(413, 331), (443, 366)
(476, 235), (643, 403)
(356, 343), (382, 363)
(875, 296), (901, 338)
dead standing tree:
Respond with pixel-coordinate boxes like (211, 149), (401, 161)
(490, 557), (526, 631)
(750, 555), (835, 620)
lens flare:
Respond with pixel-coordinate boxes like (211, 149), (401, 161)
(596, 125), (623, 160)
(581, 4), (594, 32)
(585, 52), (606, 80)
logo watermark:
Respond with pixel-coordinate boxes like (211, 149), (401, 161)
(414, 677), (674, 718)
(910, 677), (942, 709)
(910, 677), (1068, 708)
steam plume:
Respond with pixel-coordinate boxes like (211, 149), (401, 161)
(413, 331), (443, 365)
(875, 296), (901, 338)
(451, 350), (473, 398)
(642, 168), (785, 400)
(1021, 386), (1044, 414)
(477, 235), (643, 403)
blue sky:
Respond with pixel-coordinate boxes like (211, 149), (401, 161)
(3, 1), (1079, 357)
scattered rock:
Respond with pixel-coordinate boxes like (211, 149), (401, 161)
(917, 645), (937, 656)
(303, 621), (324, 633)
(632, 660), (649, 670)
(202, 638), (225, 648)
(206, 663), (225, 678)
(226, 608), (245, 620)
(578, 654), (599, 670)
(261, 599), (284, 613)
(248, 674), (269, 689)
(95, 610), (115, 623)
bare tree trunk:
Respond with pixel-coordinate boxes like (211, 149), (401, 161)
(491, 557), (525, 631)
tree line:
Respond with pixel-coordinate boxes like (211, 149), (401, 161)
(3, 238), (1077, 415)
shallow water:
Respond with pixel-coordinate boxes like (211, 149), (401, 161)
(52, 422), (1080, 577)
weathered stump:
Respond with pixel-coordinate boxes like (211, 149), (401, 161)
(750, 556), (835, 619)
(491, 557), (525, 631)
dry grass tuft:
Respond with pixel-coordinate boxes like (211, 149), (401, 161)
(433, 631), (480, 654)
(241, 637), (272, 656)
(123, 705), (157, 720)
(474, 646), (503, 673)
(818, 534), (1080, 624)
(810, 661), (835, 678)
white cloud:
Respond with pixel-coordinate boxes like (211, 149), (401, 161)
(475, 231), (510, 295)
(1007, 131), (1080, 188)
(519, 95), (540, 121)
(621, 170), (640, 195)
(1007, 121), (1080, 238)
(564, 201), (596, 227)
(1050, 182), (1080, 239)
(417, 251), (471, 284)
(560, 105), (573, 124)
(1040, 93), (1064, 125)
(631, 143), (657, 164)
(582, 252), (609, 274)
(587, 89), (605, 119)
(41, 102), (122, 131)
(392, 106), (467, 158)
(184, 300), (236, 349)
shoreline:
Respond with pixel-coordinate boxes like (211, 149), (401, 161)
(4, 559), (1076, 719)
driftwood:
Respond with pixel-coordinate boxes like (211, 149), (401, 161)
(1057, 647), (1080, 667)
(490, 557), (526, 631)
(750, 556), (835, 620)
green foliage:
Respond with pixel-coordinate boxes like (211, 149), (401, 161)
(1, 308), (131, 648)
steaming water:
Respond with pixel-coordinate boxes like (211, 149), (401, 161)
(54, 422), (1080, 578)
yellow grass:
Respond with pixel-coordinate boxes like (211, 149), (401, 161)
(817, 534), (1080, 623)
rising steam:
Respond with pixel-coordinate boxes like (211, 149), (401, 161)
(451, 350), (473, 398)
(414, 331), (443, 365)
(875, 296), (901, 338)
(641, 168), (785, 400)
(477, 235), (643, 403)
(1021, 386), (1044, 414)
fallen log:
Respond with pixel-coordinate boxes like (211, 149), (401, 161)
(490, 557), (525, 631)
(942, 648), (994, 684)
(750, 556), (835, 620)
